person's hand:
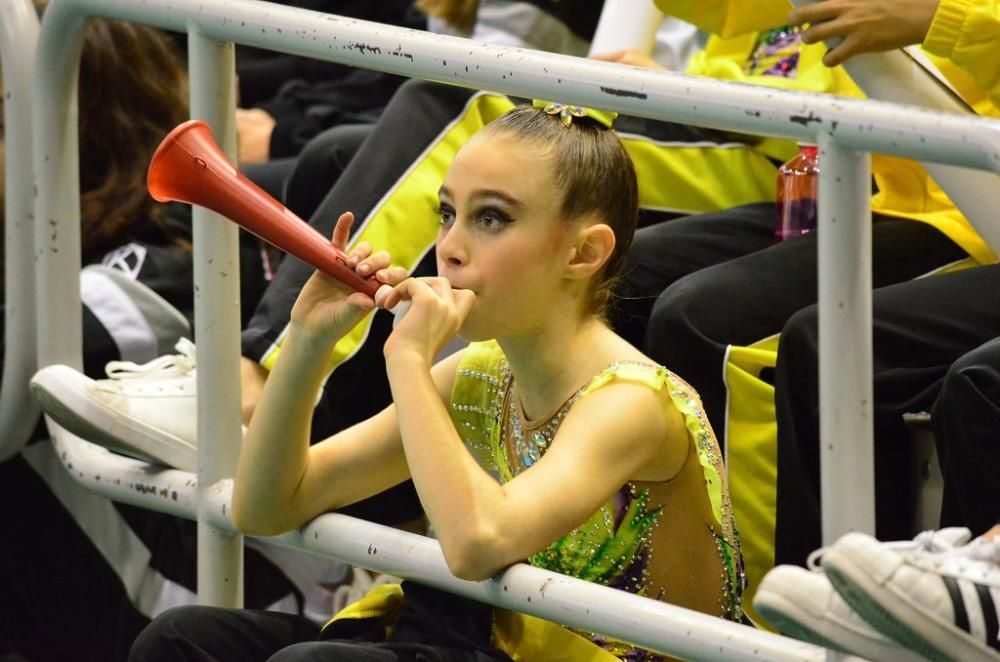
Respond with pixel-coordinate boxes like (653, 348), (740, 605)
(590, 49), (666, 71)
(381, 277), (475, 367)
(236, 108), (277, 165)
(789, 0), (940, 67)
(289, 212), (407, 340)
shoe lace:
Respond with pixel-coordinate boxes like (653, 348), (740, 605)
(105, 337), (197, 380)
(806, 526), (972, 571)
(944, 536), (1000, 565)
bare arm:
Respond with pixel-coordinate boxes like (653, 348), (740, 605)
(232, 212), (417, 535)
(389, 351), (688, 580)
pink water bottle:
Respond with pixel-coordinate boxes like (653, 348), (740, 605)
(775, 144), (819, 241)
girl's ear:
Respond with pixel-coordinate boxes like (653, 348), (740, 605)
(566, 222), (616, 281)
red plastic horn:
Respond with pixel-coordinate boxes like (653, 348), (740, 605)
(147, 120), (381, 299)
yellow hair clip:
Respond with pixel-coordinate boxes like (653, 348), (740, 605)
(532, 99), (617, 129)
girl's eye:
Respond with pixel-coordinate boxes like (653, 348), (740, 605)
(478, 208), (513, 231)
(437, 204), (455, 226)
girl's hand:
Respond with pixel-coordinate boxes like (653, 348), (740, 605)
(381, 277), (475, 366)
(590, 49), (666, 71)
(789, 0), (940, 67)
(289, 211), (408, 340)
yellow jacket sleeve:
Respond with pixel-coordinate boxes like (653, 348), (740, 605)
(653, 0), (792, 38)
(923, 0), (1000, 111)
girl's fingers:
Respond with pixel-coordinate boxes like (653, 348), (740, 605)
(376, 266), (409, 286)
(331, 211), (355, 251)
(348, 241), (373, 267)
(344, 291), (376, 312)
(801, 19), (848, 46)
(788, 2), (842, 28)
(377, 277), (415, 310)
(453, 289), (476, 319)
(822, 33), (862, 67)
(589, 49), (629, 62)
(420, 277), (455, 300)
(375, 276), (463, 311)
(356, 249), (391, 276)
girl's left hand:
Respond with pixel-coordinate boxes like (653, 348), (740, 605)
(789, 0), (940, 67)
(381, 277), (476, 366)
(590, 49), (666, 71)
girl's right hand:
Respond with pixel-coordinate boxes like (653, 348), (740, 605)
(289, 211), (408, 341)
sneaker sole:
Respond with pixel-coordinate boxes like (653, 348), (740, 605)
(31, 367), (197, 472)
(824, 545), (1000, 662)
(754, 593), (854, 654)
(754, 586), (924, 661)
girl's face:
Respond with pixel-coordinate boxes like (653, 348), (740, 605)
(436, 131), (576, 341)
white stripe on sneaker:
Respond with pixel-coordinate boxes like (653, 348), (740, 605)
(991, 586), (1000, 649)
(959, 577), (988, 644)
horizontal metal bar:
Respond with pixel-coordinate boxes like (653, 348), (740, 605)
(48, 422), (830, 659)
(42, 0), (1000, 174)
(47, 421), (199, 520)
(46, 421), (829, 662)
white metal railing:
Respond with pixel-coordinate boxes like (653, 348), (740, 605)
(20, 0), (1000, 658)
(0, 0), (40, 462)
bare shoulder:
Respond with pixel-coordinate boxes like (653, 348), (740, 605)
(557, 359), (690, 482)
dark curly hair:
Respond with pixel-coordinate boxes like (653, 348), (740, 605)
(76, 17), (189, 260)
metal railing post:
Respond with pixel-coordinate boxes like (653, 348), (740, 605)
(33, 5), (86, 371)
(188, 30), (244, 608)
(0, 0), (41, 461)
(817, 135), (875, 543)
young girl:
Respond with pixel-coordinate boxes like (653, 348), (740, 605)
(131, 103), (743, 661)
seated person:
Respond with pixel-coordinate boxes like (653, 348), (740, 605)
(129, 102), (744, 661)
(0, 14), (296, 662)
(773, 0), (1000, 566)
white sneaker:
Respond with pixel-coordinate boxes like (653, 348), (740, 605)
(824, 531), (1000, 662)
(755, 565), (925, 660)
(755, 529), (970, 660)
(31, 338), (198, 471)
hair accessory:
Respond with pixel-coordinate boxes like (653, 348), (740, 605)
(532, 99), (617, 129)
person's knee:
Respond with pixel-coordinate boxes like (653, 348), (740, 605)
(298, 125), (371, 173)
(129, 606), (202, 660)
(645, 276), (712, 363)
(648, 279), (698, 343)
(266, 642), (331, 662)
(778, 305), (819, 367)
(933, 349), (995, 421)
(267, 641), (377, 662)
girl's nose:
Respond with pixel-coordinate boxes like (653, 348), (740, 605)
(437, 223), (468, 267)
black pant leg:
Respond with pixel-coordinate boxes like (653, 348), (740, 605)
(129, 606), (319, 662)
(613, 202), (777, 348)
(774, 261), (1000, 566)
(266, 641), (401, 662)
(0, 454), (149, 662)
(648, 217), (968, 446)
(644, 206), (822, 440)
(242, 158), (299, 203)
(282, 124), (374, 221)
(934, 335), (1000, 535)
